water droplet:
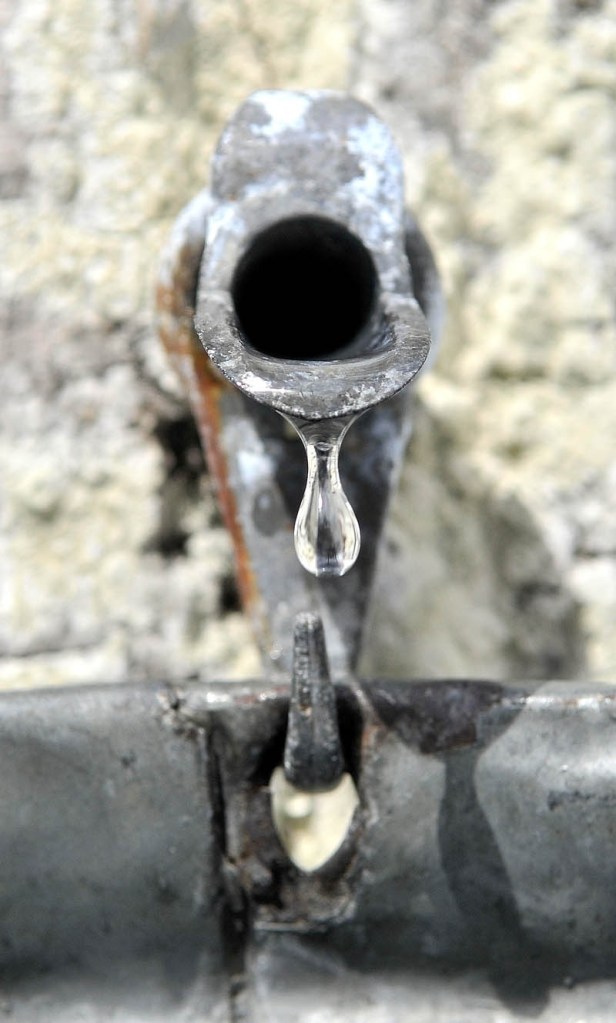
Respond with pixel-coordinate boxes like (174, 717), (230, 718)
(287, 416), (361, 578)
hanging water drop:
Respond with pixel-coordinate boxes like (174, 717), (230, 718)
(288, 416), (361, 578)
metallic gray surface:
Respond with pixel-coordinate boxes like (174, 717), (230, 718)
(2, 678), (616, 1019)
(283, 613), (344, 791)
(162, 89), (444, 673)
(0, 683), (230, 1020)
(194, 91), (431, 421)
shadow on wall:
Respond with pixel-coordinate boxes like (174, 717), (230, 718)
(362, 395), (585, 682)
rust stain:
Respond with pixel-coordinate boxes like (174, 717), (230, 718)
(363, 680), (511, 755)
(156, 240), (258, 615)
(195, 363), (258, 613)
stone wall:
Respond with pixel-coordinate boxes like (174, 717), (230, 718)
(1, 0), (614, 688)
(356, 0), (616, 681)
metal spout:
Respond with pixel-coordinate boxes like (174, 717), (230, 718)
(158, 89), (443, 673)
(194, 91), (431, 422)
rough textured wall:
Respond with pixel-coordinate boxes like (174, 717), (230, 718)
(356, 0), (616, 681)
(1, 0), (614, 688)
(0, 0), (351, 687)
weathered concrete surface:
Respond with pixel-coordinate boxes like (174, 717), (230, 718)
(0, 0), (351, 688)
(357, 0), (616, 682)
(1, 0), (615, 688)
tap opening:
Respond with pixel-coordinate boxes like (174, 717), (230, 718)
(231, 215), (378, 361)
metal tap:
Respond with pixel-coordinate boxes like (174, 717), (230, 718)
(157, 89), (443, 677)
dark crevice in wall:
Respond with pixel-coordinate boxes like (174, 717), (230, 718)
(145, 412), (207, 560)
(219, 573), (241, 615)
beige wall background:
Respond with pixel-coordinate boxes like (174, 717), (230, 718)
(1, 0), (614, 689)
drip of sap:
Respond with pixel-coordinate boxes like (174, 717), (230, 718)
(288, 415), (360, 578)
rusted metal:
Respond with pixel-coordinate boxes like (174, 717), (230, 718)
(283, 612), (344, 792)
(156, 191), (261, 625)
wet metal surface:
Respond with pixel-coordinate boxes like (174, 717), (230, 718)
(2, 678), (616, 1019)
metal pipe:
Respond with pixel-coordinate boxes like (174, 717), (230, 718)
(158, 90), (444, 672)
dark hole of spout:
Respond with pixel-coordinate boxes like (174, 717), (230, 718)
(231, 215), (378, 360)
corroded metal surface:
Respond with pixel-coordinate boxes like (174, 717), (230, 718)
(156, 190), (261, 622)
(156, 90), (444, 673)
(2, 678), (616, 1020)
(283, 612), (344, 792)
